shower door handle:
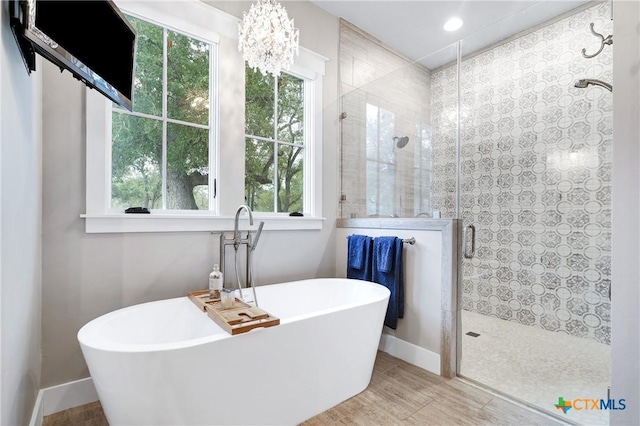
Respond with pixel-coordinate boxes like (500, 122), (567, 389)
(464, 224), (476, 259)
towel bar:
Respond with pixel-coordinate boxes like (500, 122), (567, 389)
(347, 235), (416, 245)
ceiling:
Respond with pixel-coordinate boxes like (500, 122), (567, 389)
(310, 0), (590, 69)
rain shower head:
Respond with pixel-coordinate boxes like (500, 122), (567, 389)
(574, 78), (612, 92)
(393, 136), (410, 149)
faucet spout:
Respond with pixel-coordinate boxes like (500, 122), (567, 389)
(225, 204), (261, 307)
(234, 204), (254, 243)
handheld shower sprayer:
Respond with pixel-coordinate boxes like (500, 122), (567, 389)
(574, 78), (612, 92)
(252, 221), (264, 252)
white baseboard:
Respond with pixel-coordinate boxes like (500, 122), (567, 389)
(378, 333), (441, 375)
(38, 377), (98, 416)
(28, 389), (44, 426)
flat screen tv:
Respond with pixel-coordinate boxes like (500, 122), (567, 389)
(10, 0), (137, 111)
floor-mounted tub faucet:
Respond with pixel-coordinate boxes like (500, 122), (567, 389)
(220, 204), (264, 306)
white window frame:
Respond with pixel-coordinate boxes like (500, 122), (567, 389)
(82, 0), (326, 233)
(244, 67), (312, 214)
(110, 11), (218, 212)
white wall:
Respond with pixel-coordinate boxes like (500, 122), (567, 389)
(1, 1), (43, 424)
(611, 0), (640, 424)
(336, 227), (443, 373)
(40, 0), (339, 388)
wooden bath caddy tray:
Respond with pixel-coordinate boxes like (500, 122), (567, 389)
(188, 290), (280, 335)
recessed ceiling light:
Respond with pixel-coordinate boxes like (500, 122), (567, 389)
(444, 17), (463, 32)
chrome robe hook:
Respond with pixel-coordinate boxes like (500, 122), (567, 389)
(582, 23), (613, 59)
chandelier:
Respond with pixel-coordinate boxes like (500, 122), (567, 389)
(238, 0), (299, 77)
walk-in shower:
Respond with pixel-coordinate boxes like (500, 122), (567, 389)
(451, 4), (612, 424)
(338, 1), (612, 425)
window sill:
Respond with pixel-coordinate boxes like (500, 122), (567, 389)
(81, 214), (325, 233)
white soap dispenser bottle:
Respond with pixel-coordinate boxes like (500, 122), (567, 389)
(209, 264), (223, 299)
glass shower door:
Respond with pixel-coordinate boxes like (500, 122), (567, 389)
(453, 3), (612, 425)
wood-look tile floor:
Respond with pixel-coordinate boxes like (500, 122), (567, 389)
(303, 351), (565, 426)
(43, 401), (108, 426)
(43, 352), (565, 426)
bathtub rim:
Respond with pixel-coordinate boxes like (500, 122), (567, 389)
(77, 278), (390, 354)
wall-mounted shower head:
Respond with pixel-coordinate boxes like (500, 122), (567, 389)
(574, 78), (612, 92)
(393, 136), (410, 149)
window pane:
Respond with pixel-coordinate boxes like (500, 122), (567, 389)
(245, 66), (275, 139)
(277, 74), (304, 144)
(166, 123), (209, 210)
(277, 145), (304, 212)
(111, 113), (162, 209)
(123, 16), (163, 116)
(167, 30), (210, 125)
(365, 161), (396, 217)
(245, 138), (274, 211)
(414, 123), (431, 215)
(379, 108), (395, 163)
(366, 104), (394, 163)
(366, 104), (378, 159)
(379, 164), (395, 217)
(366, 160), (378, 216)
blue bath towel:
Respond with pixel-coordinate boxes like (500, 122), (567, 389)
(374, 237), (395, 273)
(347, 234), (373, 281)
(372, 237), (404, 329)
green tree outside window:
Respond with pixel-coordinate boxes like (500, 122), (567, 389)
(245, 66), (305, 213)
(111, 15), (212, 211)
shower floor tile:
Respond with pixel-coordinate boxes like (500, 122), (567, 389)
(460, 310), (611, 426)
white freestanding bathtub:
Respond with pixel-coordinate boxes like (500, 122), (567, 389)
(78, 278), (390, 425)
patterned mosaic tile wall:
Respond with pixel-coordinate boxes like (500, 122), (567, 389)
(431, 3), (612, 344)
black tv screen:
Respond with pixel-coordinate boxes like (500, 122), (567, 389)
(10, 0), (137, 110)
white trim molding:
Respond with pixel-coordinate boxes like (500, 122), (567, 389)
(29, 378), (99, 424)
(114, 0), (238, 41)
(81, 214), (324, 233)
(378, 334), (441, 375)
(28, 390), (43, 426)
(42, 378), (99, 416)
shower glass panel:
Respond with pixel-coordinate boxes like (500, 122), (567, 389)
(339, 43), (458, 220)
(452, 3), (612, 424)
(338, 5), (612, 422)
